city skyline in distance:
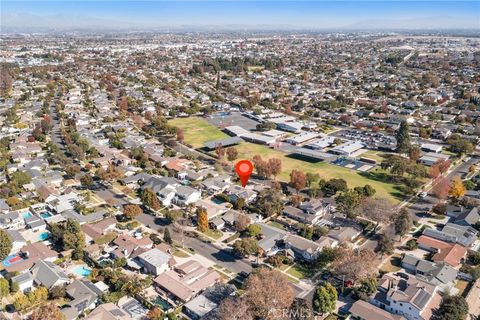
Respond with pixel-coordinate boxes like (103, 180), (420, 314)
(1, 1), (480, 32)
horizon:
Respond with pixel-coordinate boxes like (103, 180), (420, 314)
(1, 1), (480, 32)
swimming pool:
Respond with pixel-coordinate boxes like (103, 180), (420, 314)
(73, 265), (92, 277)
(38, 232), (50, 241)
(23, 212), (32, 219)
(153, 296), (171, 311)
(40, 212), (52, 219)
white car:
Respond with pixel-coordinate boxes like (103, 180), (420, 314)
(418, 192), (428, 198)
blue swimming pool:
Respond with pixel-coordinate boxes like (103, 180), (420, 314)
(38, 232), (50, 241)
(73, 266), (92, 277)
(40, 212), (52, 219)
(153, 296), (171, 311)
(23, 212), (32, 219)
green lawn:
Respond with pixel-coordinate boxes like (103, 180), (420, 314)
(203, 229), (224, 240)
(267, 221), (287, 231)
(286, 264), (317, 280)
(170, 117), (403, 203)
(169, 117), (229, 148)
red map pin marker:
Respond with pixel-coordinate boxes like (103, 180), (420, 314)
(235, 160), (254, 187)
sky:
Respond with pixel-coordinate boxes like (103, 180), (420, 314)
(1, 1), (480, 30)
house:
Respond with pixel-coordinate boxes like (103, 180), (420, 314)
(258, 223), (288, 254)
(81, 217), (117, 243)
(0, 211), (24, 229)
(423, 223), (478, 247)
(283, 199), (331, 225)
(328, 226), (362, 243)
(418, 152), (450, 166)
(183, 283), (236, 320)
(0, 199), (11, 213)
(118, 297), (148, 319)
(30, 260), (70, 289)
(349, 300), (406, 320)
(111, 234), (153, 259)
(85, 302), (130, 320)
(6, 229), (27, 253)
(174, 185), (201, 206)
(3, 243), (57, 273)
(282, 234), (337, 262)
(142, 176), (179, 206)
(435, 245), (468, 268)
(46, 192), (79, 213)
(154, 260), (220, 303)
(62, 279), (103, 320)
(401, 254), (457, 289)
(25, 214), (46, 231)
(225, 185), (257, 203)
(454, 207), (479, 226)
(135, 248), (173, 276)
(371, 274), (442, 320)
(11, 272), (34, 293)
(201, 175), (231, 195)
(420, 143), (443, 153)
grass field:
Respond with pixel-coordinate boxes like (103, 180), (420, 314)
(169, 117), (229, 148)
(170, 117), (403, 203)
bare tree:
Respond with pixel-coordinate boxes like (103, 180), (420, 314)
(359, 197), (396, 232)
(331, 245), (378, 282)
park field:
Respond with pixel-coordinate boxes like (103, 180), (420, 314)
(169, 117), (403, 203)
(169, 117), (229, 148)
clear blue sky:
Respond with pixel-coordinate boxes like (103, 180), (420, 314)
(2, 1), (480, 29)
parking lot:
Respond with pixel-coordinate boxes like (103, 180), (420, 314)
(207, 112), (259, 131)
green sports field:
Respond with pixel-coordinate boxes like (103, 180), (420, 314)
(169, 117), (403, 203)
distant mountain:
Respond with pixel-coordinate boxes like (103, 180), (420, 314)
(1, 12), (478, 33)
(346, 16), (479, 30)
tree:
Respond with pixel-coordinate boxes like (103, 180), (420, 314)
(0, 229), (12, 260)
(356, 277), (377, 300)
(164, 227), (172, 244)
(289, 169), (306, 193)
(376, 233), (394, 256)
(176, 128), (184, 142)
(436, 159), (451, 174)
(80, 173), (94, 188)
(449, 177), (466, 198)
(50, 219), (85, 254)
(165, 210), (182, 223)
(406, 239), (418, 250)
(336, 189), (362, 219)
(313, 282), (337, 314)
(245, 224), (262, 237)
(321, 178), (348, 196)
(0, 278), (9, 298)
(10, 170), (31, 186)
(394, 208), (413, 240)
(244, 269), (294, 319)
(147, 307), (164, 320)
(49, 285), (66, 299)
(253, 155), (271, 179)
(215, 143), (225, 160)
(141, 188), (161, 211)
(217, 296), (253, 320)
(429, 165), (441, 179)
(432, 178), (450, 200)
(268, 158), (282, 180)
(31, 303), (64, 320)
(234, 214), (251, 232)
(409, 146), (421, 161)
(255, 188), (284, 217)
(65, 164), (80, 178)
(396, 120), (411, 154)
(123, 204), (142, 220)
(233, 238), (259, 257)
(226, 147), (238, 162)
(197, 208), (209, 232)
(435, 295), (469, 320)
(359, 197), (394, 232)
(331, 246), (377, 282)
(289, 298), (314, 320)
